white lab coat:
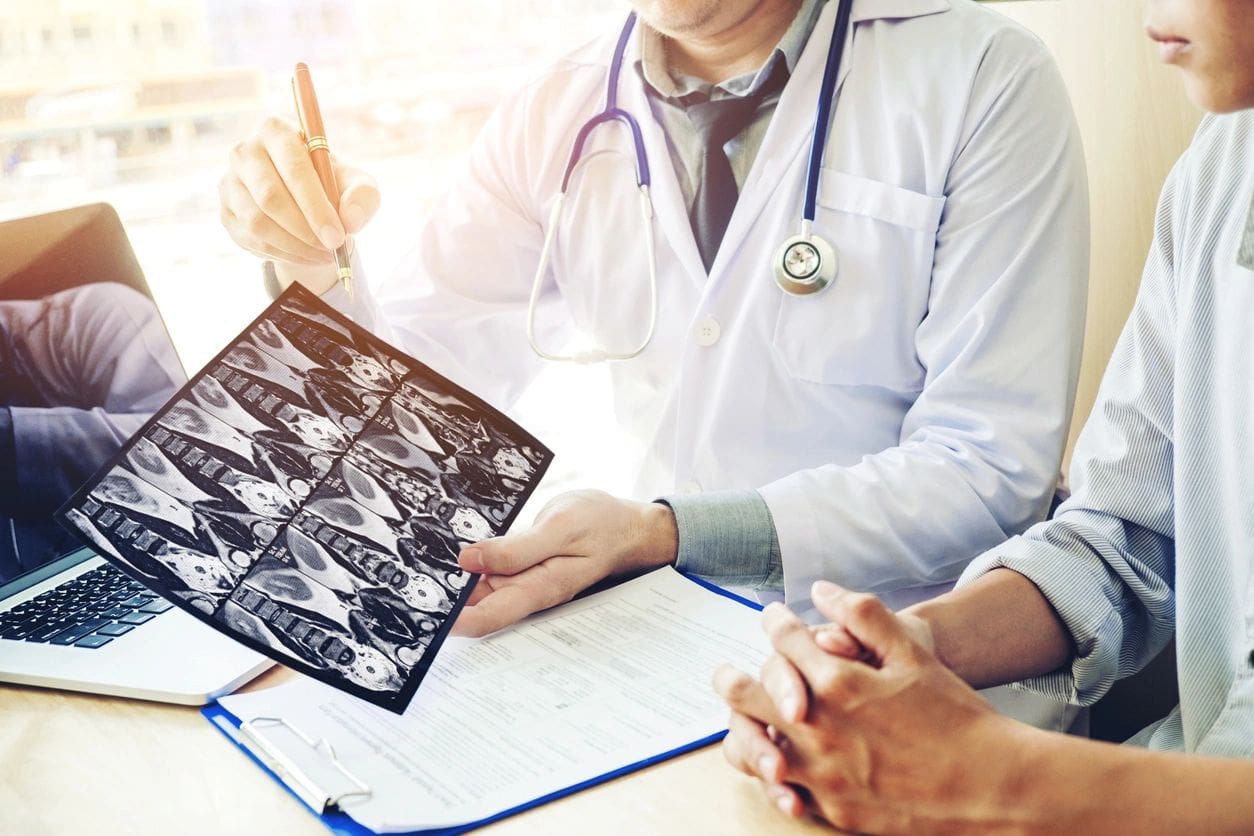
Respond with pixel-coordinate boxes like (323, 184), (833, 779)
(335, 0), (1089, 725)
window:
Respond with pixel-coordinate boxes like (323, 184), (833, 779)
(0, 3), (628, 494)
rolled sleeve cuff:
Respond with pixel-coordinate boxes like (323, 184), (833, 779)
(656, 489), (783, 590)
(957, 533), (1127, 707)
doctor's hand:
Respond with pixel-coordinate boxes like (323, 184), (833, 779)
(219, 116), (380, 293)
(452, 490), (679, 638)
(715, 582), (1017, 833)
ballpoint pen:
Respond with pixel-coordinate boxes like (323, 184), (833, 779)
(292, 62), (353, 297)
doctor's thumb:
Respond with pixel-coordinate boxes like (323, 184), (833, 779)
(331, 159), (380, 234)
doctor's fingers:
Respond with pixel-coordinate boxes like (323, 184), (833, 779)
(459, 521), (575, 576)
(452, 568), (572, 637)
(218, 175), (333, 266)
(231, 117), (346, 250)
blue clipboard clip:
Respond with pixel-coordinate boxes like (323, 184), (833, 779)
(238, 716), (373, 816)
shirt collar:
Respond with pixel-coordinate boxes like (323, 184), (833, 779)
(635, 0), (825, 102)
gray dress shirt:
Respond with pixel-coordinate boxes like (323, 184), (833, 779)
(960, 112), (1254, 755)
(635, 0), (825, 210)
(650, 0), (826, 590)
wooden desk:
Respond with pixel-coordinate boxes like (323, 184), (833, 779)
(0, 669), (831, 835)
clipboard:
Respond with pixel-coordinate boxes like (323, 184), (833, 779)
(201, 573), (763, 836)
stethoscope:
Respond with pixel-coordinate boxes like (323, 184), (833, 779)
(527, 0), (854, 364)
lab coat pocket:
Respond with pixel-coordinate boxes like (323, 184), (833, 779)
(772, 170), (945, 390)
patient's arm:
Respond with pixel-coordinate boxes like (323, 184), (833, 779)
(716, 583), (1254, 834)
(904, 566), (1073, 689)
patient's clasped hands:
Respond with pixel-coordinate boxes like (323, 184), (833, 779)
(715, 582), (1027, 834)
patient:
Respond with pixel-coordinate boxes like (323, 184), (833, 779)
(715, 0), (1254, 831)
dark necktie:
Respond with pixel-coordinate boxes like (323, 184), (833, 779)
(685, 63), (785, 271)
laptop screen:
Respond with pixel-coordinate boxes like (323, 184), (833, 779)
(0, 277), (187, 586)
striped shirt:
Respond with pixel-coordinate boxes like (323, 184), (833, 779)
(960, 111), (1254, 754)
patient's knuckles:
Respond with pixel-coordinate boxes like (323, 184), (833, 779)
(765, 611), (806, 645)
(822, 802), (869, 835)
(812, 667), (862, 705)
(721, 670), (760, 707)
(847, 592), (885, 624)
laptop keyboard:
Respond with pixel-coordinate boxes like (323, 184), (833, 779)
(0, 564), (174, 649)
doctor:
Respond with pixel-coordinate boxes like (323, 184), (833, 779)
(219, 0), (1088, 700)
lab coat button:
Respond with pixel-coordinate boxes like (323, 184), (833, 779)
(678, 480), (702, 495)
(695, 317), (721, 347)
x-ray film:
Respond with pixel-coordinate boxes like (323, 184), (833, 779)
(58, 284), (552, 712)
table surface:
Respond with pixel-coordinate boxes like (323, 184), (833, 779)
(0, 667), (832, 836)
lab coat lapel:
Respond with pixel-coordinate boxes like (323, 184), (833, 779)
(623, 40), (708, 290)
(709, 0), (950, 282)
(709, 0), (848, 280)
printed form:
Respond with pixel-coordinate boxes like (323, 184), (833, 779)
(218, 567), (771, 832)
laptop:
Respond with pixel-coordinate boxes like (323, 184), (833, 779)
(0, 203), (271, 703)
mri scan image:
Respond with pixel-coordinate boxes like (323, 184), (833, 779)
(59, 285), (552, 712)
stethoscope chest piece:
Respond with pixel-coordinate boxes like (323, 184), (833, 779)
(774, 232), (838, 296)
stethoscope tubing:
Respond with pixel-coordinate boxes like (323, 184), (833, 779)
(801, 0), (854, 223)
(529, 0), (853, 362)
(560, 13), (650, 193)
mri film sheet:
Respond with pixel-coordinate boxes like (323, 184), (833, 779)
(58, 285), (552, 712)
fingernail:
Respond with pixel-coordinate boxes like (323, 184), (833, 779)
(342, 203), (365, 232)
(318, 224), (344, 249)
(757, 754), (778, 780)
(460, 547), (484, 572)
(780, 696), (801, 722)
(775, 793), (794, 815)
(812, 580), (838, 598)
